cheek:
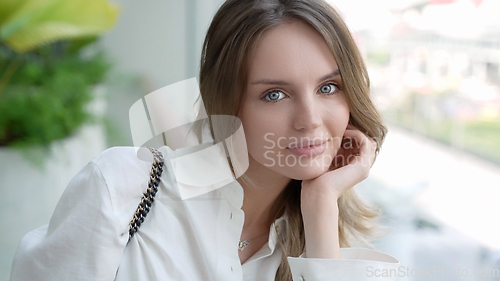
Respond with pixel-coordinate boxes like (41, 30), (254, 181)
(243, 117), (277, 154)
(239, 107), (284, 161)
(327, 101), (350, 130)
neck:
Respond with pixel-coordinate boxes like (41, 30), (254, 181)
(237, 156), (291, 233)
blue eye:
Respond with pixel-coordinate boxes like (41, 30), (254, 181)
(260, 82), (340, 103)
(320, 83), (339, 95)
(262, 90), (286, 103)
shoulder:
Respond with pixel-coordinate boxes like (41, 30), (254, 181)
(91, 146), (148, 168)
(89, 146), (153, 184)
(88, 146), (158, 217)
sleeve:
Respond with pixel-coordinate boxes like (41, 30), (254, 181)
(10, 161), (129, 281)
(286, 248), (400, 281)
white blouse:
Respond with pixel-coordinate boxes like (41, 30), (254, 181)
(10, 144), (400, 281)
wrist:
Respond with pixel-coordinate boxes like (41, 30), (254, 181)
(302, 203), (341, 259)
(301, 193), (339, 220)
(301, 180), (342, 205)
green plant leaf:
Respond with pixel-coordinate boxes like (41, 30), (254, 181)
(0, 45), (111, 151)
(0, 0), (31, 28)
(67, 36), (98, 54)
(0, 0), (119, 53)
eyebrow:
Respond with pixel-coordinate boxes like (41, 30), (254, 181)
(250, 69), (340, 85)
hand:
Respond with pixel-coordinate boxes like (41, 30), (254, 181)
(301, 123), (377, 204)
(299, 123), (378, 259)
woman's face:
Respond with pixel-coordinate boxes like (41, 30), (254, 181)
(238, 20), (350, 180)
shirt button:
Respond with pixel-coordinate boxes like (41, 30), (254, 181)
(230, 212), (233, 219)
(298, 276), (305, 281)
(230, 266), (233, 271)
(275, 225), (279, 233)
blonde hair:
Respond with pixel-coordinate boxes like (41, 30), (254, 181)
(196, 0), (389, 280)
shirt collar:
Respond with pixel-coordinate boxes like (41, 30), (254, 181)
(269, 210), (289, 253)
(159, 143), (289, 250)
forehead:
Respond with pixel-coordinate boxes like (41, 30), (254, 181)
(247, 20), (339, 82)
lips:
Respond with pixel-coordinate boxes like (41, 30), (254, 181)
(287, 139), (328, 149)
(286, 140), (328, 157)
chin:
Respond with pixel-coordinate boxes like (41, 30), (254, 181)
(280, 165), (329, 181)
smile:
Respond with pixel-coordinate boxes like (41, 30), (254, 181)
(286, 140), (328, 157)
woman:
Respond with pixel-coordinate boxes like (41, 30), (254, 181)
(10, 0), (399, 280)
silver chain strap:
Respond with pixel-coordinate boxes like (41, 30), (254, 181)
(128, 147), (164, 239)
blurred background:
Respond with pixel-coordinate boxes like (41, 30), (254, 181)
(0, 0), (499, 280)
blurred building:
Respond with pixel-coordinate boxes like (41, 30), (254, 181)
(349, 0), (500, 163)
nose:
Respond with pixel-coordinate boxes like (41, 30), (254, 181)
(293, 95), (322, 131)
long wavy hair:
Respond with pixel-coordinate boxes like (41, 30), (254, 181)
(196, 0), (389, 280)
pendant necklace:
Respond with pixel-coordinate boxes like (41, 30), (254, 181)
(238, 232), (269, 251)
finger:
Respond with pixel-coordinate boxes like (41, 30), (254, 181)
(342, 129), (376, 166)
(341, 129), (365, 152)
(346, 123), (357, 130)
